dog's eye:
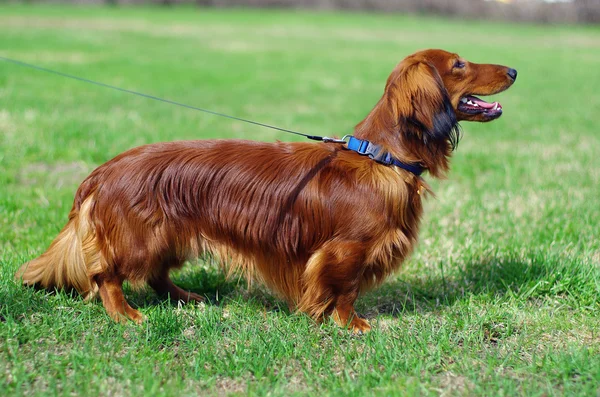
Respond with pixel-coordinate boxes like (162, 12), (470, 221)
(454, 60), (465, 69)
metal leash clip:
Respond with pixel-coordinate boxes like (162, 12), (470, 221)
(321, 134), (352, 144)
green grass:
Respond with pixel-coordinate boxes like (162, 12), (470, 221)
(1, 4), (600, 396)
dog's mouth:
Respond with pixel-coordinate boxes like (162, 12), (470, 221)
(457, 95), (502, 119)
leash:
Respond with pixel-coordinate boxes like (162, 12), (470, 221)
(0, 55), (345, 143)
(1, 56), (424, 175)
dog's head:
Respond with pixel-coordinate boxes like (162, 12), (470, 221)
(382, 49), (516, 146)
(355, 49), (516, 176)
(412, 49), (517, 122)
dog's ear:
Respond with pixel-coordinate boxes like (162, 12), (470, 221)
(386, 60), (459, 148)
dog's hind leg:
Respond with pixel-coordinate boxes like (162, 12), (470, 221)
(96, 274), (144, 324)
(147, 261), (204, 304)
(298, 240), (371, 334)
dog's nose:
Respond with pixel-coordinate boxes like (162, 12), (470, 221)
(507, 68), (517, 81)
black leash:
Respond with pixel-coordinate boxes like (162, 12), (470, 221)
(0, 55), (345, 142)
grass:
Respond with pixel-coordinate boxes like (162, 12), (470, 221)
(1, 4), (600, 396)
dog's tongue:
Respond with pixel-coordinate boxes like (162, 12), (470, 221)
(467, 95), (499, 110)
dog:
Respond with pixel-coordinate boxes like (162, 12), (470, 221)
(17, 49), (516, 333)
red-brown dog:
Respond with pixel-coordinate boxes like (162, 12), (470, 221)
(17, 49), (516, 333)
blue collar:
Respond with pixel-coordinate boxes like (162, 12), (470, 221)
(345, 136), (424, 176)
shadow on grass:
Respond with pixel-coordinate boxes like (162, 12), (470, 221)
(124, 251), (597, 317)
(124, 263), (285, 313)
(124, 266), (238, 308)
(6, 251), (595, 326)
(359, 252), (598, 318)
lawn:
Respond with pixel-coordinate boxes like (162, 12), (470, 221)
(1, 4), (599, 396)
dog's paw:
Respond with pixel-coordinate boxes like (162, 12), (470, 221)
(109, 308), (145, 325)
(186, 292), (205, 303)
(126, 308), (145, 324)
(332, 309), (372, 334)
(349, 317), (371, 334)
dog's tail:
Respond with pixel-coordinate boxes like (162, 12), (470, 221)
(15, 195), (104, 299)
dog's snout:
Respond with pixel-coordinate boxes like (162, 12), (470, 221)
(507, 68), (517, 81)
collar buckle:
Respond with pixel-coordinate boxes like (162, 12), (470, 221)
(350, 138), (392, 165)
(344, 136), (424, 176)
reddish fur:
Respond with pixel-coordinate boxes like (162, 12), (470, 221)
(16, 49), (515, 332)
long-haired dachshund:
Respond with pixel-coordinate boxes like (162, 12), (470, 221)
(17, 49), (516, 333)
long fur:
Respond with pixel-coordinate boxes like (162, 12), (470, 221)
(17, 196), (102, 299)
(17, 49), (515, 332)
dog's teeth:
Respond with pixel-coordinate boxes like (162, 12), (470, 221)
(460, 98), (468, 104)
(492, 103), (498, 110)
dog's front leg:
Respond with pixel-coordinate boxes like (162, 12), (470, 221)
(298, 240), (371, 334)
